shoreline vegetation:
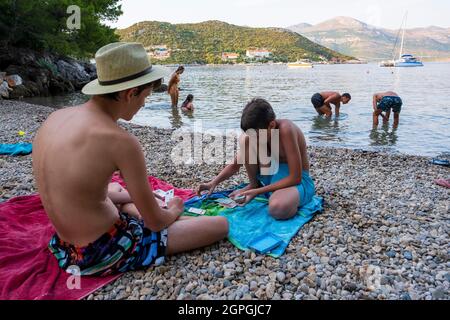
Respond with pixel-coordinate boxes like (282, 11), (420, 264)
(1, 100), (448, 300)
(117, 20), (355, 65)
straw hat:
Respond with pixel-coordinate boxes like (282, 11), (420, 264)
(82, 42), (170, 95)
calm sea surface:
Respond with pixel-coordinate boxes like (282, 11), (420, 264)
(24, 63), (450, 157)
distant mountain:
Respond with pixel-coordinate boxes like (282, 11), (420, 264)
(288, 16), (450, 61)
(117, 20), (354, 64)
(289, 23), (312, 31)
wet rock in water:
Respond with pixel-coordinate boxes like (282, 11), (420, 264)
(153, 84), (168, 93)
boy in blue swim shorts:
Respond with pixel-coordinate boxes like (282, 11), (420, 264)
(198, 98), (316, 220)
(373, 91), (403, 128)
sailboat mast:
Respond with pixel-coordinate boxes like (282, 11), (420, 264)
(399, 12), (408, 60)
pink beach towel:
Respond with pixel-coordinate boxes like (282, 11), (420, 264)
(0, 176), (195, 300)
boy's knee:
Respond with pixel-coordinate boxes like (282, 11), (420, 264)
(215, 216), (229, 238)
(108, 182), (122, 192)
(269, 201), (291, 220)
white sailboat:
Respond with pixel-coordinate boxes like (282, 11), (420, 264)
(380, 12), (424, 68)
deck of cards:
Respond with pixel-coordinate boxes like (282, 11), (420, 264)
(233, 195), (246, 204)
(215, 198), (238, 209)
(188, 207), (206, 215)
(154, 189), (175, 207)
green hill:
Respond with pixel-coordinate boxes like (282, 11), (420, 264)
(117, 20), (354, 64)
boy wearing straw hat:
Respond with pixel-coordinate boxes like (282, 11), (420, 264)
(32, 43), (228, 276)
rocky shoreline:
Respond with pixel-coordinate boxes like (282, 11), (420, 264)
(0, 100), (448, 300)
(0, 46), (96, 99)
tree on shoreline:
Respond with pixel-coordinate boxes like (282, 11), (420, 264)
(0, 0), (123, 58)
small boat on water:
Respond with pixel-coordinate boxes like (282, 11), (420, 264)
(380, 12), (424, 68)
(394, 54), (423, 67)
(288, 60), (313, 68)
(379, 60), (394, 67)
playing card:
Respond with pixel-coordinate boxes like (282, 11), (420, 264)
(188, 207), (206, 215)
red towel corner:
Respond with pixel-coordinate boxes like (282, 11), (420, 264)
(0, 176), (195, 300)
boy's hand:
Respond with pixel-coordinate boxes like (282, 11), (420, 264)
(234, 189), (258, 206)
(197, 181), (216, 196)
(229, 184), (256, 199)
(167, 197), (184, 216)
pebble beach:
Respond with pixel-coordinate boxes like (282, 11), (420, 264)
(0, 100), (448, 300)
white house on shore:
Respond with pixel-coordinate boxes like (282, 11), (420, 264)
(221, 52), (240, 61)
(246, 48), (272, 59)
(145, 45), (171, 60)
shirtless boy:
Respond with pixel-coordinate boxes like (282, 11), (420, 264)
(373, 91), (403, 128)
(311, 91), (351, 117)
(198, 98), (316, 220)
(33, 43), (227, 276)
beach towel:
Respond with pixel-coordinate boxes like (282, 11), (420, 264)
(0, 143), (33, 156)
(184, 189), (323, 258)
(0, 176), (195, 300)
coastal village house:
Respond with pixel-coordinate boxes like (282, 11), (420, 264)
(145, 45), (171, 60)
(246, 48), (272, 59)
(221, 52), (240, 61)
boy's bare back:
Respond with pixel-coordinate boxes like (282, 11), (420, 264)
(33, 104), (130, 246)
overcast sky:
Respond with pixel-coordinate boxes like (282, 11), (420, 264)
(109, 0), (450, 30)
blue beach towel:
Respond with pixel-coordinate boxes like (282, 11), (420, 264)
(0, 143), (33, 156)
(185, 189), (323, 258)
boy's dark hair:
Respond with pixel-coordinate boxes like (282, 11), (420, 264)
(176, 66), (185, 73)
(181, 94), (194, 108)
(241, 98), (276, 132)
(99, 78), (162, 101)
(342, 93), (351, 100)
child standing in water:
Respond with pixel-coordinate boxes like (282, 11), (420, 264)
(181, 94), (194, 112)
(167, 66), (185, 107)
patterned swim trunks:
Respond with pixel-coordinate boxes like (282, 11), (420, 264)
(377, 96), (403, 113)
(48, 212), (168, 276)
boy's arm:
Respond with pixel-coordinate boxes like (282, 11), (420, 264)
(250, 125), (302, 196)
(373, 94), (379, 111)
(114, 134), (182, 232)
(211, 161), (242, 187)
(335, 101), (341, 117)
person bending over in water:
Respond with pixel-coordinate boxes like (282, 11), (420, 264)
(181, 94), (194, 112)
(373, 91), (403, 128)
(311, 92), (351, 117)
(197, 98), (316, 221)
(168, 66), (185, 107)
(33, 43), (227, 276)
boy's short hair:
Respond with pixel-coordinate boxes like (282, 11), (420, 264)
(99, 78), (162, 101)
(241, 98), (276, 132)
(342, 93), (351, 100)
